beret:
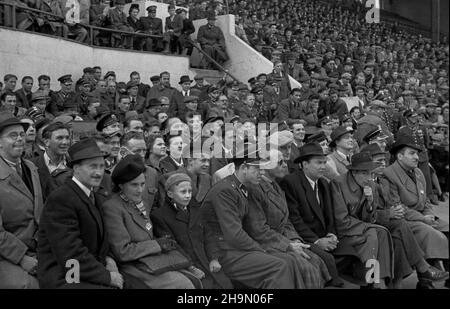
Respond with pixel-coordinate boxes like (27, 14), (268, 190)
(112, 154), (146, 186)
(165, 173), (192, 192)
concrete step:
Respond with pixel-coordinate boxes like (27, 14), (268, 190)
(190, 68), (224, 86)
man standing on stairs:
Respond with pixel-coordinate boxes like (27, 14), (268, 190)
(197, 13), (229, 69)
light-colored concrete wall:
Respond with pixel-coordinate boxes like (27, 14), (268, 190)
(191, 14), (301, 89)
(0, 28), (195, 91)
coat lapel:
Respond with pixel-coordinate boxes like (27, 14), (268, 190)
(393, 162), (418, 195)
(0, 159), (33, 202)
(297, 171), (325, 227)
(67, 179), (104, 238)
(122, 199), (153, 236)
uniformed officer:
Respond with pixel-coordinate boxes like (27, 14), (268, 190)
(139, 6), (164, 52)
(234, 93), (259, 124)
(201, 142), (305, 289)
(197, 12), (229, 69)
(48, 75), (76, 117)
(397, 109), (435, 202)
(96, 112), (122, 136)
(251, 86), (270, 122)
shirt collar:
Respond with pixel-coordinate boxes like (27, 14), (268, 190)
(336, 150), (348, 160)
(170, 155), (184, 167)
(72, 176), (92, 197)
(304, 174), (317, 190)
(44, 152), (67, 172)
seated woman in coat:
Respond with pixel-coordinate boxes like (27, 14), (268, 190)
(151, 173), (233, 289)
(246, 150), (332, 289)
(101, 155), (199, 289)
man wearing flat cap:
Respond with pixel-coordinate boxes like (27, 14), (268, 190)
(201, 142), (304, 288)
(197, 12), (229, 69)
(48, 75), (76, 117)
(38, 138), (146, 289)
(139, 5), (164, 52)
(0, 113), (43, 288)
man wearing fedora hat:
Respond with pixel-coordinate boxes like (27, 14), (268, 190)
(201, 142), (303, 288)
(0, 113), (43, 288)
(383, 134), (449, 287)
(325, 126), (355, 180)
(330, 152), (394, 288)
(37, 138), (145, 288)
(197, 12), (229, 69)
(281, 143), (344, 287)
(169, 75), (194, 119)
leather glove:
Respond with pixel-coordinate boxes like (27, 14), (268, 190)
(156, 236), (177, 252)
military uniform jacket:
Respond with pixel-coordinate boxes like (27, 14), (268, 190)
(197, 24), (226, 47)
(139, 16), (163, 35)
(48, 90), (77, 116)
(200, 175), (264, 260)
(246, 177), (302, 252)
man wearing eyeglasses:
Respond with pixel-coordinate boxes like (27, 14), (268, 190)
(48, 75), (77, 117)
(0, 113), (43, 288)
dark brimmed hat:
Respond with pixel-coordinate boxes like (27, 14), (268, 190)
(347, 152), (380, 171)
(178, 75), (193, 85)
(165, 172), (192, 192)
(0, 113), (30, 134)
(104, 71), (116, 79)
(126, 81), (139, 90)
(363, 126), (388, 143)
(112, 154), (146, 186)
(330, 126), (354, 146)
(306, 131), (328, 144)
(184, 96), (199, 103)
(294, 142), (326, 163)
(147, 98), (162, 108)
(204, 116), (224, 126)
(150, 75), (160, 82)
(67, 138), (108, 168)
(389, 134), (422, 155)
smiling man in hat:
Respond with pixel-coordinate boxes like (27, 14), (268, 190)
(0, 113), (43, 288)
(197, 12), (229, 69)
(201, 141), (304, 289)
(169, 75), (194, 119)
(383, 134), (449, 288)
(330, 152), (394, 288)
(37, 138), (146, 289)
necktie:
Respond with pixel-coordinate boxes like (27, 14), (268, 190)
(16, 161), (23, 178)
(314, 183), (320, 205)
(89, 191), (96, 206)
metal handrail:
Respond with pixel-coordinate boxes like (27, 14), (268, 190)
(0, 1), (164, 46)
(186, 38), (239, 83)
